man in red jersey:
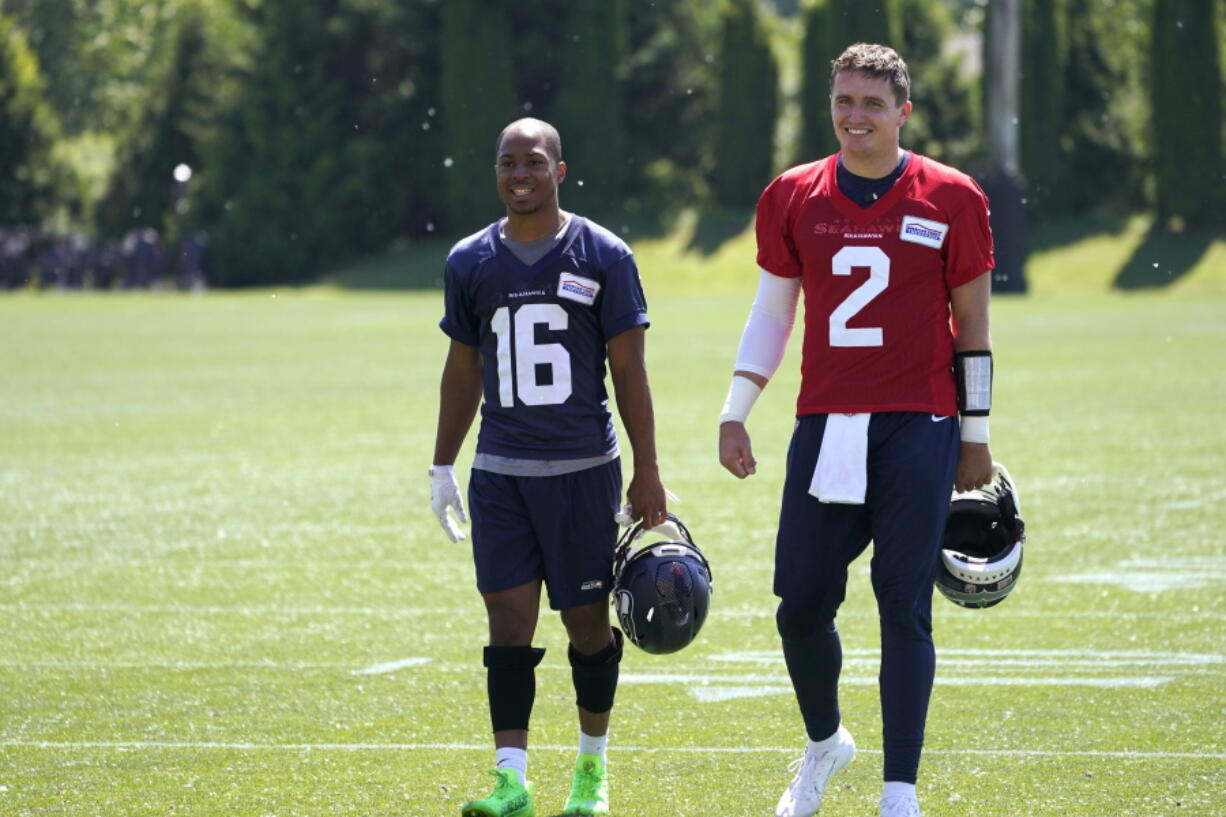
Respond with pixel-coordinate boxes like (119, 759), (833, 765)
(717, 44), (996, 817)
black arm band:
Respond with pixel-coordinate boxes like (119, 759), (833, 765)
(955, 351), (993, 416)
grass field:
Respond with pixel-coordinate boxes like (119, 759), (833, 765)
(2, 280), (1224, 816)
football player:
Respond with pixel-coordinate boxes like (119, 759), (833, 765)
(431, 117), (667, 817)
(717, 43), (997, 817)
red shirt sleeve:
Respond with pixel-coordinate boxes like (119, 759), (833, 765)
(755, 173), (803, 279)
(943, 180), (995, 289)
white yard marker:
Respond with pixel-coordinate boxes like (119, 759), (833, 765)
(353, 657), (431, 675)
(3, 740), (1223, 760)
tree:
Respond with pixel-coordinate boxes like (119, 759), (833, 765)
(1018, 0), (1064, 217)
(621, 0), (720, 220)
(97, 3), (210, 242)
(197, 0), (358, 285)
(896, 0), (979, 169)
(0, 13), (61, 225)
(1057, 0), (1147, 215)
(438, 0), (518, 235)
(1151, 0), (1222, 229)
(713, 0), (779, 207)
(548, 0), (630, 218)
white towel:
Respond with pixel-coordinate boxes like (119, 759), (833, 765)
(809, 413), (870, 504)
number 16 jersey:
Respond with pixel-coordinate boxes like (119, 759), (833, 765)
(755, 152), (994, 417)
(440, 215), (649, 461)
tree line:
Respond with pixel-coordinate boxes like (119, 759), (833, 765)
(1, 0), (1220, 287)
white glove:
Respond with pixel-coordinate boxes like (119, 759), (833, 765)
(429, 465), (468, 542)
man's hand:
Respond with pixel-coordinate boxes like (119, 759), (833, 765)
(626, 465), (667, 529)
(719, 421), (758, 479)
(954, 443), (993, 493)
(429, 465), (468, 542)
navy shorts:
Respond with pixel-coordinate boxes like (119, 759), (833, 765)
(774, 413), (959, 620)
(469, 459), (622, 610)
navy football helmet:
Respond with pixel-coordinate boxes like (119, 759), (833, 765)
(936, 462), (1025, 609)
(611, 513), (712, 654)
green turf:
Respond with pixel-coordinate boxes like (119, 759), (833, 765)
(1, 288), (1223, 816)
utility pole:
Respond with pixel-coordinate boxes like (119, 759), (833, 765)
(983, 0), (1027, 293)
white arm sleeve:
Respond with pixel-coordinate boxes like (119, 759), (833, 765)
(734, 268), (802, 379)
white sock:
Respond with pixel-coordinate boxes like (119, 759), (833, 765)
(883, 781), (916, 800)
(806, 725), (844, 757)
(495, 747), (527, 783)
(578, 730), (608, 761)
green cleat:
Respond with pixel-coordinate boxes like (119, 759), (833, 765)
(562, 753), (609, 816)
(460, 769), (535, 817)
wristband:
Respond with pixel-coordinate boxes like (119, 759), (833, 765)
(960, 415), (990, 444)
(719, 375), (763, 425)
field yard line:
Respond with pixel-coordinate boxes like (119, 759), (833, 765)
(2, 602), (1224, 621)
(2, 740), (1222, 760)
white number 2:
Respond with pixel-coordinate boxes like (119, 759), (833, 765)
(490, 304), (573, 407)
(829, 246), (889, 347)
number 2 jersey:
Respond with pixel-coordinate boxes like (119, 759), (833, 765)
(755, 152), (995, 417)
(440, 215), (649, 462)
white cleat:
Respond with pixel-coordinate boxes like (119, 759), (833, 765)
(774, 725), (856, 817)
(879, 794), (922, 817)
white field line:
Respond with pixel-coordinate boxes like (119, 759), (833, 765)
(710, 648), (1226, 665)
(2, 602), (1224, 621)
(620, 673), (1174, 689)
(3, 648), (1221, 677)
(353, 657), (431, 675)
(2, 740), (1222, 760)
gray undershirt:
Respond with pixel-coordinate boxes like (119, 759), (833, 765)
(477, 213), (618, 477)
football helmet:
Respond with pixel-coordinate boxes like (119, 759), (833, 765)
(611, 513), (712, 654)
(935, 462), (1025, 609)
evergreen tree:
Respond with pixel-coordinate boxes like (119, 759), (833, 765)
(0, 13), (61, 225)
(197, 0), (354, 285)
(438, 0), (517, 235)
(1151, 0), (1222, 229)
(1019, 0), (1064, 217)
(713, 0), (779, 207)
(97, 3), (209, 241)
(1058, 0), (1146, 214)
(548, 0), (629, 218)
(621, 1), (719, 219)
(896, 0), (979, 168)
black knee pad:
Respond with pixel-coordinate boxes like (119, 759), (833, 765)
(484, 645), (546, 732)
(568, 628), (623, 715)
(776, 599), (835, 641)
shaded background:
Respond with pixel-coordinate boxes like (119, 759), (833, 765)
(0, 0), (1221, 289)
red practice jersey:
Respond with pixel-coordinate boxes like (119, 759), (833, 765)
(755, 152), (994, 417)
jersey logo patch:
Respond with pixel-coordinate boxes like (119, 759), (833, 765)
(557, 272), (600, 306)
(899, 215), (948, 249)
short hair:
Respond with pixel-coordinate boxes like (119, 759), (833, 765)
(496, 118), (563, 164)
(830, 43), (911, 106)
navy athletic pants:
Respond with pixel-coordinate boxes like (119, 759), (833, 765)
(773, 412), (959, 783)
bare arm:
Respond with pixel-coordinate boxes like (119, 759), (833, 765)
(607, 326), (666, 528)
(432, 339), (483, 466)
(950, 272), (994, 492)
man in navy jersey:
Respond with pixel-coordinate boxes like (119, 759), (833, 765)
(717, 44), (996, 817)
(431, 117), (667, 817)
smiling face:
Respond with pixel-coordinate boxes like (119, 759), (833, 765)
(495, 123), (566, 218)
(830, 70), (912, 177)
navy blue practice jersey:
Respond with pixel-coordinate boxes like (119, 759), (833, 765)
(440, 216), (649, 460)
